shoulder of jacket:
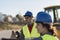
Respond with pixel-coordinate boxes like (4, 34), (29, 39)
(42, 34), (56, 40)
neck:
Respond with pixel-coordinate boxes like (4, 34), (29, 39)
(28, 22), (33, 25)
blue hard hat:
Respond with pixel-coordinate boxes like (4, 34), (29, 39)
(36, 12), (52, 24)
(24, 11), (33, 17)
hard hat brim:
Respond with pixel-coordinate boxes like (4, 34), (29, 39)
(24, 15), (33, 17)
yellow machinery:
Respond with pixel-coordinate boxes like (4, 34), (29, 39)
(44, 5), (60, 39)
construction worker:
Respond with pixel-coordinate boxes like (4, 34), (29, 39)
(33, 12), (57, 40)
(19, 11), (40, 40)
(52, 23), (60, 40)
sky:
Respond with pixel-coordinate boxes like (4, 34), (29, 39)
(0, 0), (60, 17)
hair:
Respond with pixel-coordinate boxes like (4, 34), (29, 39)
(40, 22), (54, 35)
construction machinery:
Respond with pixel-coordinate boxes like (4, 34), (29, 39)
(44, 5), (60, 39)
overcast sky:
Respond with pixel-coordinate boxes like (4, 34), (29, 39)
(0, 0), (60, 17)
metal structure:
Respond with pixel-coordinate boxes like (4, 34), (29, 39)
(44, 5), (60, 23)
(44, 5), (60, 39)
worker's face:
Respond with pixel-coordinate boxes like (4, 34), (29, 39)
(51, 26), (59, 36)
(24, 16), (32, 23)
(36, 23), (45, 33)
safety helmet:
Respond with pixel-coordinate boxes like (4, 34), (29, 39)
(36, 12), (52, 24)
(24, 11), (33, 17)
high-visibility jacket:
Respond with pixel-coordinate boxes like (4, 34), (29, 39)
(32, 34), (57, 40)
(42, 34), (57, 40)
(23, 23), (40, 39)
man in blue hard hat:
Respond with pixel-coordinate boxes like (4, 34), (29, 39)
(19, 11), (40, 40)
(32, 11), (57, 40)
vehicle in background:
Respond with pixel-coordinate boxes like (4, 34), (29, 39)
(44, 5), (60, 39)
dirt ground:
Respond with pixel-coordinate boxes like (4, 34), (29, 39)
(0, 23), (22, 30)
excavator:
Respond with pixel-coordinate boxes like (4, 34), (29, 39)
(44, 5), (60, 40)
